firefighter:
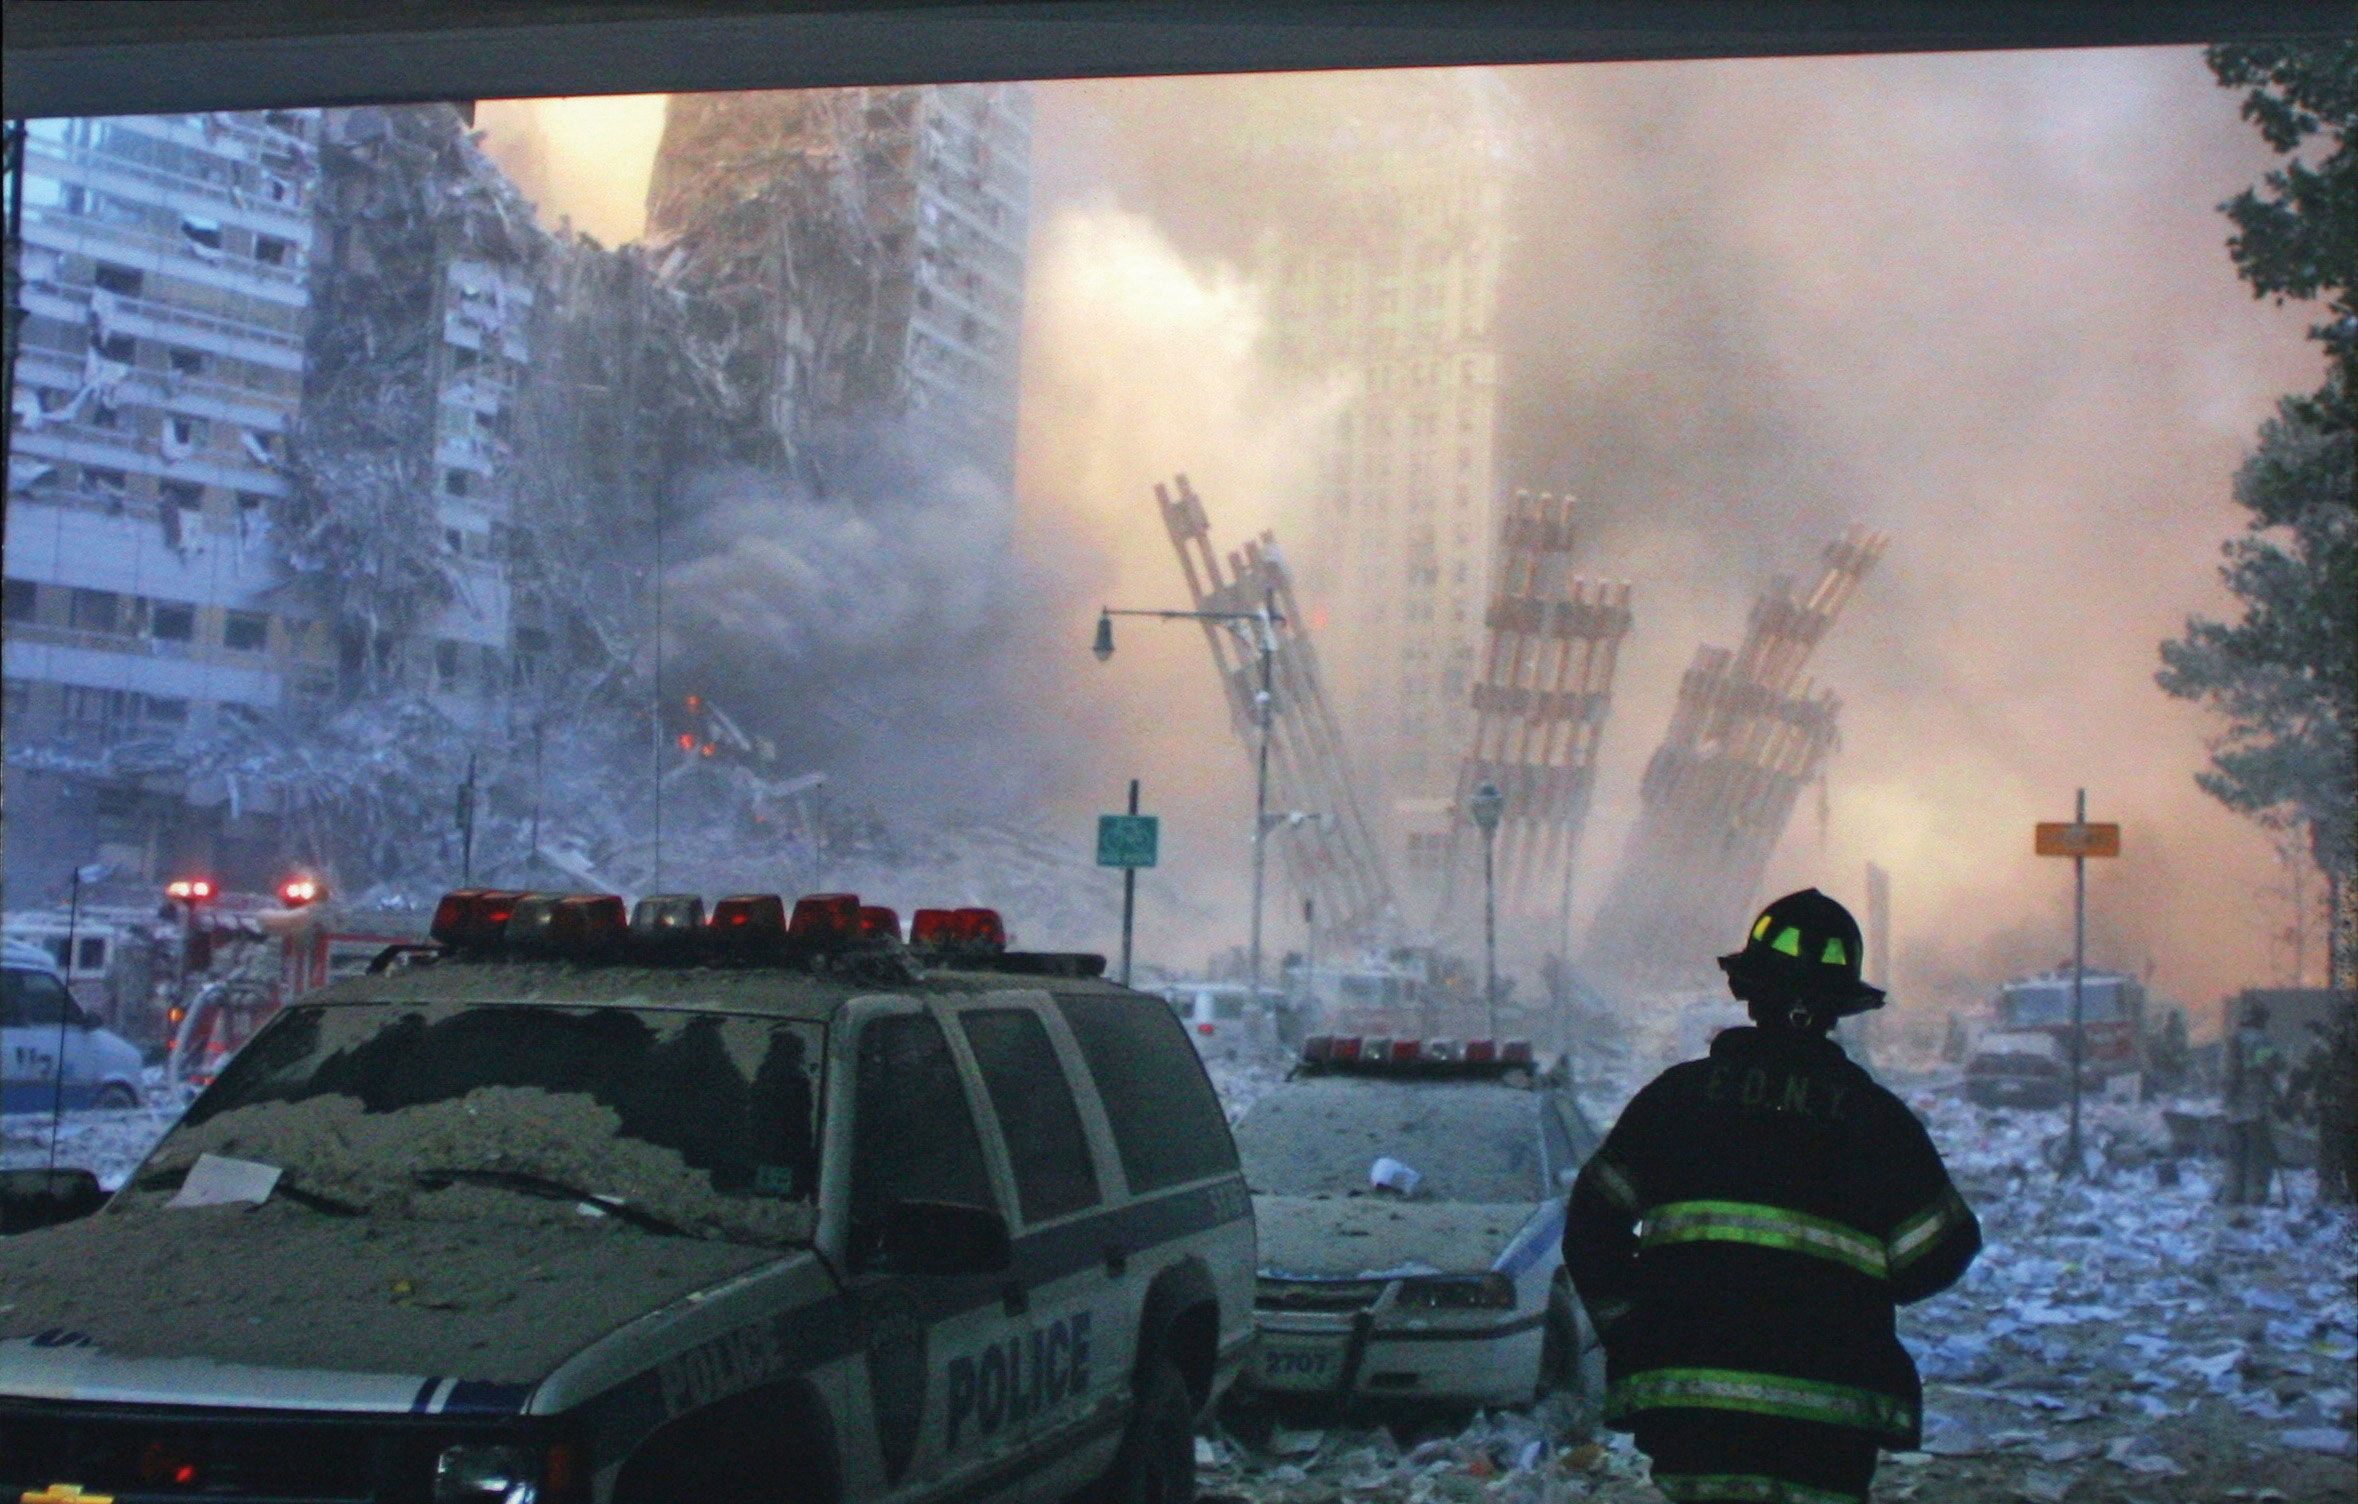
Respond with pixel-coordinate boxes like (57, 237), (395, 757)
(1564, 889), (1981, 1504)
(2220, 998), (2281, 1206)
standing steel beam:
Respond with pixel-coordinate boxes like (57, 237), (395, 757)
(1586, 527), (1885, 985)
(1157, 474), (1396, 944)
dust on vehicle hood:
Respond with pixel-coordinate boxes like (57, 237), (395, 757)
(1254, 1195), (1537, 1280)
(0, 1199), (787, 1386)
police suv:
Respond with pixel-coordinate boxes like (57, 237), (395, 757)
(1232, 1035), (1601, 1410)
(1, 890), (1255, 1504)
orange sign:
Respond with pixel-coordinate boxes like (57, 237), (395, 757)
(2035, 822), (2120, 858)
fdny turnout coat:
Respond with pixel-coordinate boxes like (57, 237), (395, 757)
(1563, 1026), (1980, 1452)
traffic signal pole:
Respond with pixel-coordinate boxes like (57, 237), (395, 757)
(2069, 787), (2087, 1175)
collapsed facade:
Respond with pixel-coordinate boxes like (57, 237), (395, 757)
(1585, 528), (1885, 988)
(643, 84), (1031, 486)
(5, 87), (1035, 907)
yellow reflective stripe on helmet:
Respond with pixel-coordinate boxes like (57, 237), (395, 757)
(1753, 913), (1775, 941)
(1586, 1158), (1640, 1211)
(1652, 1474), (1861, 1504)
(1607, 1366), (1916, 1439)
(1889, 1188), (1970, 1270)
(1640, 1200), (1888, 1280)
(1772, 926), (1804, 956)
(1822, 937), (1847, 965)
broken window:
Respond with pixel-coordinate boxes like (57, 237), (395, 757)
(159, 479), (205, 510)
(143, 695), (189, 725)
(223, 611), (269, 651)
(3, 579), (38, 622)
(253, 234), (292, 266)
(150, 601), (196, 642)
(68, 588), (120, 633)
(435, 640), (462, 689)
(83, 466), (128, 497)
(180, 216), (225, 251)
(168, 346), (207, 375)
(96, 332), (137, 363)
(443, 468), (471, 497)
(92, 262), (144, 297)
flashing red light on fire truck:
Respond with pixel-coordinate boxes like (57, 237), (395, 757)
(278, 876), (325, 907)
(165, 877), (216, 903)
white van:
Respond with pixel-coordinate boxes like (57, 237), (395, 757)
(2, 939), (145, 1113)
(1160, 982), (1281, 1059)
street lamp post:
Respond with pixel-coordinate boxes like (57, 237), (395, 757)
(1470, 779), (1505, 1038)
(1093, 596), (1284, 996)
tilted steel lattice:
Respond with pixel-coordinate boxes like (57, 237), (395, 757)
(1586, 527), (1886, 983)
(1446, 491), (1633, 941)
(1157, 475), (1397, 943)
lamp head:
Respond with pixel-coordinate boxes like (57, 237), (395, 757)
(1091, 611), (1115, 662)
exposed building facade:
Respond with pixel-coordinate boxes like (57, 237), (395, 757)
(5, 110), (329, 893)
(643, 83), (1032, 490)
(1257, 81), (1515, 916)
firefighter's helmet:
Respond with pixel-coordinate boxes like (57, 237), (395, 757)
(1718, 888), (1886, 1016)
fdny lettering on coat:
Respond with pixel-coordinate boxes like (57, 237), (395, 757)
(1704, 1064), (1848, 1121)
(944, 1311), (1091, 1448)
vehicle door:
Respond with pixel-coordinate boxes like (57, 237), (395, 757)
(837, 1001), (1027, 1504)
(949, 998), (1125, 1499)
(2, 967), (82, 1112)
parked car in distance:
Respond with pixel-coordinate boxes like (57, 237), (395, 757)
(1232, 1034), (1601, 1412)
(1964, 1029), (2069, 1110)
(2, 939), (144, 1113)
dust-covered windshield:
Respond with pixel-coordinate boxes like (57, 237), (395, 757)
(129, 1002), (823, 1247)
(1234, 1079), (1545, 1202)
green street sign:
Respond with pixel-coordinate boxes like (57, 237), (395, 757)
(1097, 814), (1160, 869)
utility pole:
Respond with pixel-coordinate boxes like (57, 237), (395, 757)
(2036, 793), (2118, 1176)
(1248, 590), (1276, 1001)
(1472, 780), (1505, 1038)
(1120, 779), (1140, 987)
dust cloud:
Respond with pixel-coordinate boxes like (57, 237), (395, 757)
(475, 52), (2321, 1025)
(474, 95), (669, 247)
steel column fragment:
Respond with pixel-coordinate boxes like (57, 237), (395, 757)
(1156, 475), (1396, 945)
(1587, 527), (1886, 985)
(1445, 491), (1633, 946)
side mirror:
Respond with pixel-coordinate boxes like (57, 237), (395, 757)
(0, 1167), (106, 1234)
(879, 1198), (1010, 1276)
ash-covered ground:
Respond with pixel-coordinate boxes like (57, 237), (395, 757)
(1195, 1054), (2354, 1504)
(7, 1056), (2351, 1501)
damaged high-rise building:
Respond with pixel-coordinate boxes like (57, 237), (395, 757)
(291, 103), (543, 721)
(1235, 75), (1516, 916)
(5, 110), (329, 894)
(643, 84), (1032, 490)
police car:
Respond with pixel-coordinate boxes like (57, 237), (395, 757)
(1, 890), (1255, 1504)
(1232, 1035), (1601, 1409)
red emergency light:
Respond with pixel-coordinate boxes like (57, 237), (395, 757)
(857, 905), (901, 943)
(278, 876), (324, 907)
(788, 893), (862, 945)
(165, 877), (216, 902)
(908, 907), (1007, 956)
(632, 894), (706, 936)
(431, 889), (522, 948)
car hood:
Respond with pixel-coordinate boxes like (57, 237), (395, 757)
(0, 1200), (790, 1405)
(1254, 1195), (1547, 1279)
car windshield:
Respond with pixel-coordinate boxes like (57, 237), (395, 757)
(129, 1002), (824, 1247)
(1233, 1078), (1545, 1202)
